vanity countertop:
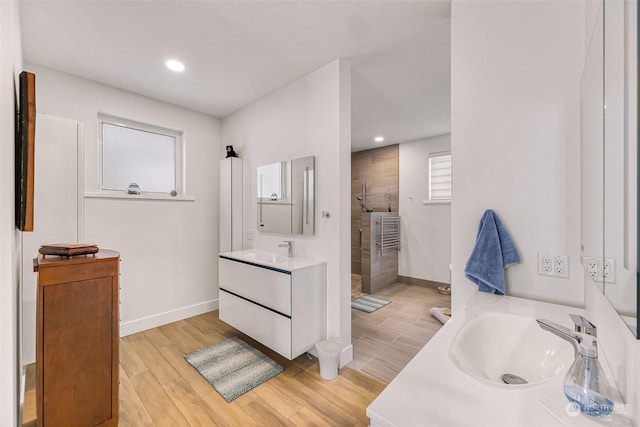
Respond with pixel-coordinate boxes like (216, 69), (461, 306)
(219, 250), (325, 272)
(366, 293), (632, 427)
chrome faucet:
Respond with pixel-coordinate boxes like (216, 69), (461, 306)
(537, 314), (615, 417)
(536, 315), (593, 355)
(278, 240), (294, 257)
(570, 314), (597, 337)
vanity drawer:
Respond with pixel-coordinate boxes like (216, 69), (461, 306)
(219, 258), (291, 316)
(219, 290), (292, 359)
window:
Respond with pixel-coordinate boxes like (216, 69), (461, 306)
(98, 115), (183, 196)
(428, 151), (451, 202)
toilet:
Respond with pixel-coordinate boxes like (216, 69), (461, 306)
(315, 338), (342, 380)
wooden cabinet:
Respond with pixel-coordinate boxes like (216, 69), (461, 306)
(34, 250), (120, 427)
(218, 254), (326, 360)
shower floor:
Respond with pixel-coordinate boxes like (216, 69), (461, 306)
(351, 274), (366, 299)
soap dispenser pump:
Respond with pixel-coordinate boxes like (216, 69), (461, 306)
(537, 314), (615, 417)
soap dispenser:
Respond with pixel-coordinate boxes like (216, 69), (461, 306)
(537, 314), (615, 417)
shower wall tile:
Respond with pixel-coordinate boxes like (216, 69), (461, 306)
(351, 145), (399, 276)
(360, 212), (399, 293)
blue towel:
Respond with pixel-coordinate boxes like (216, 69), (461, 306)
(464, 209), (520, 295)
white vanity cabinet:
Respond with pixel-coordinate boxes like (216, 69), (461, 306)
(218, 252), (327, 360)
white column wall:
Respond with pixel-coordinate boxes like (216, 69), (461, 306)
(222, 60), (353, 365)
(451, 0), (585, 313)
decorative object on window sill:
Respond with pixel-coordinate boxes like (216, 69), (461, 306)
(127, 182), (140, 195)
(226, 145), (238, 158)
(170, 190), (177, 197)
(38, 243), (99, 258)
(270, 193), (278, 201)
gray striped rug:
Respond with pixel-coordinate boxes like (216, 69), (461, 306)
(184, 336), (283, 402)
(351, 295), (392, 313)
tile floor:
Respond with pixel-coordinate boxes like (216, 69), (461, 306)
(350, 276), (451, 384)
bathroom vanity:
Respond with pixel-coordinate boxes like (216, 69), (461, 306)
(218, 250), (326, 359)
(367, 294), (632, 427)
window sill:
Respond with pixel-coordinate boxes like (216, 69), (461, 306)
(259, 200), (294, 206)
(422, 200), (451, 205)
(84, 192), (196, 202)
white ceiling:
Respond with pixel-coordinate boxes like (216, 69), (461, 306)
(19, 0), (451, 152)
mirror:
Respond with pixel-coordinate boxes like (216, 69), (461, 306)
(581, 0), (638, 337)
(580, 0), (605, 294)
(257, 155), (315, 235)
(602, 0), (638, 336)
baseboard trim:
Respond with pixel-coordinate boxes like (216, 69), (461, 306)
(339, 344), (354, 368)
(120, 299), (219, 337)
(397, 275), (449, 290)
(19, 366), (25, 427)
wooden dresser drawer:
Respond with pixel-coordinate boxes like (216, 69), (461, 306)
(36, 249), (120, 427)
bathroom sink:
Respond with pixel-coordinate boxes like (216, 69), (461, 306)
(220, 250), (326, 272)
(237, 251), (288, 265)
(449, 312), (574, 386)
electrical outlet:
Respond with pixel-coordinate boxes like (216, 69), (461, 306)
(583, 257), (601, 279)
(554, 257), (563, 273)
(542, 254), (553, 273)
(538, 253), (570, 278)
(538, 253), (550, 275)
(602, 258), (616, 284)
(554, 255), (570, 278)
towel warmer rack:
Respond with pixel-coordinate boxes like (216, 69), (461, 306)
(377, 216), (401, 256)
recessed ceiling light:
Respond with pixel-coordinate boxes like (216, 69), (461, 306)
(165, 59), (185, 72)
(374, 136), (385, 143)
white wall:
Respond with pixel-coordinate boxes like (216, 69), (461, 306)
(0, 2), (22, 425)
(222, 60), (353, 365)
(26, 64), (222, 336)
(22, 115), (81, 365)
(450, 0), (585, 313)
(398, 134), (451, 284)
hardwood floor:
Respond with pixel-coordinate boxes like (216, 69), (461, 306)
(351, 281), (451, 384)
(22, 310), (385, 427)
(22, 280), (449, 426)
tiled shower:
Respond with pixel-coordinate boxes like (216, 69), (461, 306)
(351, 145), (400, 294)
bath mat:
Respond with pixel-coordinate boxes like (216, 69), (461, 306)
(351, 295), (391, 313)
(184, 336), (284, 402)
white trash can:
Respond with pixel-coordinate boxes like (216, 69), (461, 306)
(315, 338), (342, 380)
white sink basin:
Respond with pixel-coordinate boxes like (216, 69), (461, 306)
(241, 251), (288, 265)
(220, 250), (325, 272)
(449, 312), (574, 386)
